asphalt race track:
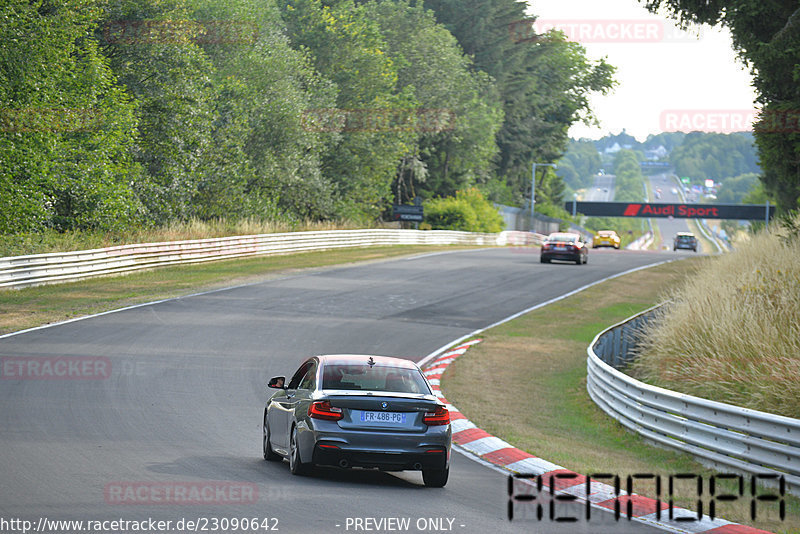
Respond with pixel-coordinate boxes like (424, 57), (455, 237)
(585, 174), (616, 202)
(648, 173), (697, 251)
(0, 248), (677, 534)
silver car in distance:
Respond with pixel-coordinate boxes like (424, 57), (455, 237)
(262, 355), (452, 487)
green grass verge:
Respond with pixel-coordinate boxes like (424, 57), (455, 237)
(441, 258), (799, 533)
(0, 245), (476, 336)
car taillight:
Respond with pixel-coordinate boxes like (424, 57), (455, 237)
(308, 400), (343, 421)
(423, 405), (449, 426)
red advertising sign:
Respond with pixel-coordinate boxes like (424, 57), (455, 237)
(565, 202), (774, 220)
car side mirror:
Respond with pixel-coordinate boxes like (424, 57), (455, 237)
(268, 376), (286, 389)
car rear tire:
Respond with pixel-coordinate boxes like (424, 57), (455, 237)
(422, 466), (449, 488)
(540, 257), (549, 263)
(263, 412), (281, 462)
(289, 427), (312, 476)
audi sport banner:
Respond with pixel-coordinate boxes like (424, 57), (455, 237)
(564, 201), (775, 220)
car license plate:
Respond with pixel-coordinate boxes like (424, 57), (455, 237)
(359, 411), (407, 424)
(554, 245), (566, 251)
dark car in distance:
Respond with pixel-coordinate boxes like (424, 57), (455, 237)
(540, 232), (589, 265)
(673, 232), (698, 252)
(263, 355), (451, 487)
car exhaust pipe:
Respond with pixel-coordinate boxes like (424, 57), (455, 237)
(413, 463), (422, 470)
(339, 459), (349, 468)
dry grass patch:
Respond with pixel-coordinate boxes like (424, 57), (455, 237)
(632, 218), (800, 417)
(441, 258), (798, 531)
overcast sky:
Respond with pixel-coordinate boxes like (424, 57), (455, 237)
(527, 0), (758, 141)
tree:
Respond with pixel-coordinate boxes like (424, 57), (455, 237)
(361, 1), (502, 202)
(99, 0), (220, 224)
(717, 173), (759, 204)
(424, 188), (504, 232)
(0, 0), (141, 233)
(639, 0), (800, 212)
(280, 0), (415, 222)
(421, 1), (616, 208)
(669, 132), (760, 182)
(643, 132), (686, 152)
(612, 150), (646, 202)
(558, 139), (601, 191)
(192, 0), (336, 221)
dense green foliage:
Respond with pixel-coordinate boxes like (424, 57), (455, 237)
(716, 173), (760, 204)
(640, 0), (800, 213)
(611, 150), (646, 202)
(421, 0), (616, 207)
(642, 132), (686, 152)
(1, 0), (142, 233)
(424, 188), (504, 232)
(670, 132), (759, 182)
(1, 0), (614, 235)
(557, 139), (602, 192)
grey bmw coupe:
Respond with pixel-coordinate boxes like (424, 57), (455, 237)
(262, 355), (451, 487)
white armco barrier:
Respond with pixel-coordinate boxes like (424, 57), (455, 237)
(0, 229), (537, 290)
(587, 305), (800, 496)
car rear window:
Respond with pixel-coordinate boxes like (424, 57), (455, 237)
(321, 364), (430, 394)
(677, 235), (695, 241)
(548, 235), (577, 243)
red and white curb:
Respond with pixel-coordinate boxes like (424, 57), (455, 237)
(424, 340), (773, 534)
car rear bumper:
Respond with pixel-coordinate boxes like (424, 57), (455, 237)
(312, 445), (449, 470)
(541, 252), (581, 261)
(300, 421), (451, 470)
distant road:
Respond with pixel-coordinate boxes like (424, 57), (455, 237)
(646, 173), (696, 251)
(584, 174), (615, 202)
